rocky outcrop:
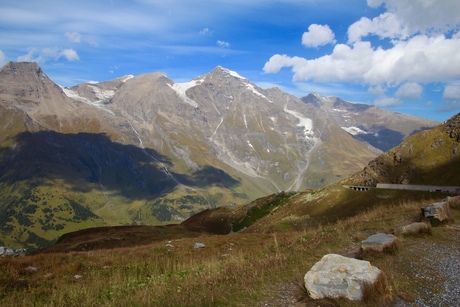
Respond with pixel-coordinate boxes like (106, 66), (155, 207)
(304, 254), (382, 301)
(422, 202), (451, 222)
(0, 246), (26, 257)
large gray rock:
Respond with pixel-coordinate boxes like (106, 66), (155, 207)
(422, 202), (451, 222)
(361, 233), (397, 253)
(304, 254), (381, 301)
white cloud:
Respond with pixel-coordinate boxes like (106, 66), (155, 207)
(440, 81), (460, 111)
(217, 40), (230, 48)
(395, 82), (422, 99)
(17, 47), (79, 63)
(65, 31), (81, 43)
(302, 24), (335, 48)
(264, 34), (460, 85)
(264, 0), (460, 115)
(374, 96), (402, 107)
(348, 13), (409, 43)
(0, 50), (7, 66)
(367, 0), (460, 35)
(61, 49), (80, 61)
(263, 54), (308, 74)
(368, 85), (386, 97)
(199, 28), (211, 36)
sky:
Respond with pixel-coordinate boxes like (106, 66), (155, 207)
(1, 0), (460, 122)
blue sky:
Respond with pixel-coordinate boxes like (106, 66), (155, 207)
(1, 0), (460, 122)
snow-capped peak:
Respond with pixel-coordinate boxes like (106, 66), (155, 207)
(120, 75), (134, 82)
(216, 66), (246, 80)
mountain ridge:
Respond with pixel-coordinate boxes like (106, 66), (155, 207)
(0, 61), (438, 249)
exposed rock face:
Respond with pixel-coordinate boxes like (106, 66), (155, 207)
(304, 254), (381, 301)
(360, 233), (397, 253)
(394, 222), (430, 236)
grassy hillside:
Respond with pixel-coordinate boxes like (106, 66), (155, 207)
(1, 191), (459, 306)
(344, 113), (460, 186)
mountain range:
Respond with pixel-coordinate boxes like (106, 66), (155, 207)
(0, 61), (438, 249)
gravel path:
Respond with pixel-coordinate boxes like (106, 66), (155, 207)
(395, 225), (460, 307)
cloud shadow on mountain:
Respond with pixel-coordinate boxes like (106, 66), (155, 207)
(0, 131), (240, 199)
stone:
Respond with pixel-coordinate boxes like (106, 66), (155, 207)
(361, 233), (397, 253)
(194, 242), (205, 249)
(0, 246), (26, 257)
(394, 222), (429, 236)
(25, 266), (38, 272)
(304, 254), (381, 301)
(421, 202), (451, 222)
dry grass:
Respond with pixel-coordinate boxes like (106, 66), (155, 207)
(447, 195), (460, 210)
(1, 194), (458, 306)
(362, 272), (391, 305)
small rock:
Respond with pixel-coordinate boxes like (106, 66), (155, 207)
(194, 242), (206, 249)
(74, 275), (83, 279)
(361, 233), (398, 253)
(395, 222), (429, 236)
(25, 266), (38, 272)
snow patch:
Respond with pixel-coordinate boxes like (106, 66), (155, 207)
(218, 66), (272, 103)
(121, 75), (134, 82)
(219, 66), (245, 79)
(284, 106), (316, 140)
(342, 126), (368, 135)
(245, 83), (272, 102)
(61, 86), (114, 115)
(88, 85), (115, 101)
(168, 79), (202, 108)
(247, 140), (255, 151)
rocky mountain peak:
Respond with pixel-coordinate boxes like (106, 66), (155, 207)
(0, 61), (42, 78)
(0, 61), (75, 116)
(202, 66), (247, 84)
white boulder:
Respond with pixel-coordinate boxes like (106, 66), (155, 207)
(304, 254), (381, 301)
